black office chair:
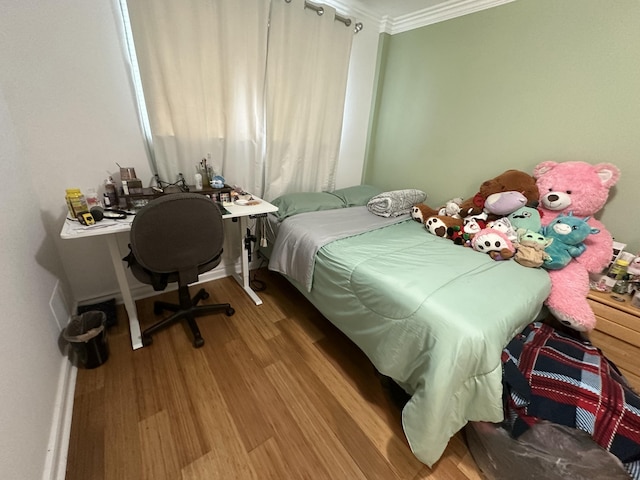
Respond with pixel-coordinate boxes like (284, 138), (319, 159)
(124, 193), (235, 348)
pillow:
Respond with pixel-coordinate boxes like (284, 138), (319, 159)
(327, 184), (384, 207)
(270, 191), (345, 221)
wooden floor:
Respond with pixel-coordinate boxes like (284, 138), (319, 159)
(66, 269), (484, 480)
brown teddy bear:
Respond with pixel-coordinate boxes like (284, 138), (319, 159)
(458, 169), (539, 220)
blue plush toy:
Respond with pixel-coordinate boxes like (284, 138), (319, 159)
(541, 212), (599, 270)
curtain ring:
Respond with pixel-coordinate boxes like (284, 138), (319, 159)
(317, 7), (324, 16)
(354, 22), (363, 33)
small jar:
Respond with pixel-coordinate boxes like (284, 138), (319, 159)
(85, 188), (101, 209)
(607, 259), (630, 281)
(612, 276), (630, 295)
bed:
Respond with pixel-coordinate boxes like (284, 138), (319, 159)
(263, 187), (552, 467)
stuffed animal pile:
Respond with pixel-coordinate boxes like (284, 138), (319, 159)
(412, 161), (620, 332)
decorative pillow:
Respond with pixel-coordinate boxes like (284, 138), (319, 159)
(367, 189), (427, 218)
(327, 184), (383, 207)
(270, 191), (345, 221)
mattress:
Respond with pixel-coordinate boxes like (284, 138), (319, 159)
(266, 207), (552, 466)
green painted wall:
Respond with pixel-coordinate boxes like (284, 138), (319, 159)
(365, 0), (640, 253)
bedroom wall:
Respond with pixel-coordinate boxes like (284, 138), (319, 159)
(365, 0), (640, 254)
(1, 0), (152, 306)
(0, 77), (69, 480)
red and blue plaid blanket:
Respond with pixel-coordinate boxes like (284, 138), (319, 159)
(502, 322), (640, 476)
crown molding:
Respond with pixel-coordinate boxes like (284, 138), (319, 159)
(388, 0), (516, 34)
(324, 0), (518, 35)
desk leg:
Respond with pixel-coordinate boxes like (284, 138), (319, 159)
(106, 235), (143, 350)
(231, 216), (263, 305)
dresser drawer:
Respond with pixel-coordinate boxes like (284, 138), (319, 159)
(590, 300), (640, 339)
(591, 309), (640, 348)
(587, 290), (640, 391)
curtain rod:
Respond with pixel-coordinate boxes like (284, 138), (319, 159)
(285, 0), (363, 33)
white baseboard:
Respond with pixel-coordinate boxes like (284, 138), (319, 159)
(42, 355), (77, 480)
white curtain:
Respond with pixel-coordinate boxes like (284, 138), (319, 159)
(125, 0), (269, 194)
(124, 0), (353, 199)
(263, 0), (354, 200)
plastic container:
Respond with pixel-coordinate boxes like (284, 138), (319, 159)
(63, 311), (109, 369)
(85, 188), (101, 210)
(194, 172), (203, 190)
(612, 276), (630, 295)
(466, 421), (630, 480)
(65, 188), (88, 219)
(607, 258), (630, 281)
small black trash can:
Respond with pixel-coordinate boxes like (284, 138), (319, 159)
(63, 311), (109, 369)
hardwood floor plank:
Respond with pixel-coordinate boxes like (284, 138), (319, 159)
(202, 337), (277, 451)
(246, 437), (291, 480)
(138, 410), (182, 480)
(101, 309), (143, 480)
(173, 341), (259, 480)
(274, 316), (424, 478)
(65, 388), (105, 480)
(268, 333), (408, 480)
(265, 360), (370, 480)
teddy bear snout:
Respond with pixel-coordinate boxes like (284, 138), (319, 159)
(541, 191), (571, 211)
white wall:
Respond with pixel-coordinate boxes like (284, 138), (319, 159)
(0, 0), (153, 478)
(0, 75), (70, 480)
(1, 0), (152, 306)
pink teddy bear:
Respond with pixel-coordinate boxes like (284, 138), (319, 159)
(533, 161), (620, 331)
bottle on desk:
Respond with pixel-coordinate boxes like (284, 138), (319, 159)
(607, 258), (630, 281)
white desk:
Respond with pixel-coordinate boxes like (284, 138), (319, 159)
(60, 196), (277, 350)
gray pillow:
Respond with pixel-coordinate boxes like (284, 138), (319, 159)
(327, 184), (383, 207)
(271, 191), (345, 221)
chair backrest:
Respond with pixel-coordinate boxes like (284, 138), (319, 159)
(130, 193), (224, 285)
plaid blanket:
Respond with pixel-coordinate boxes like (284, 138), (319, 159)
(502, 322), (640, 475)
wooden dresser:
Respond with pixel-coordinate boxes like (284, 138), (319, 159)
(588, 290), (640, 391)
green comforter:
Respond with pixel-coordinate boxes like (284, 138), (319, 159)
(293, 218), (551, 467)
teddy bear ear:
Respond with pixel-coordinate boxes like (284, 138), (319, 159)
(532, 161), (558, 178)
(594, 163), (621, 188)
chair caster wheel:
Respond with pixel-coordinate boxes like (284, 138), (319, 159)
(226, 307), (235, 316)
(201, 291), (210, 300)
(193, 337), (205, 348)
(142, 335), (153, 347)
(153, 304), (164, 315)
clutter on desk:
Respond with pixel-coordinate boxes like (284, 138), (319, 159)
(590, 239), (639, 295)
